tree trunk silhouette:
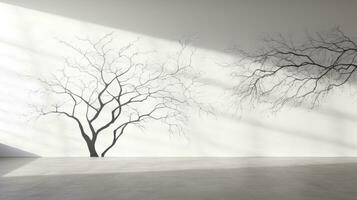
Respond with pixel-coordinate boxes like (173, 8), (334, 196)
(86, 140), (98, 157)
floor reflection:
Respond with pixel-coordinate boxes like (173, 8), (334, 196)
(1, 158), (357, 200)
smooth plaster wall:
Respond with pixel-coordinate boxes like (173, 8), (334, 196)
(1, 0), (357, 156)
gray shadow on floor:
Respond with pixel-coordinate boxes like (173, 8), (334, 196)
(1, 161), (357, 200)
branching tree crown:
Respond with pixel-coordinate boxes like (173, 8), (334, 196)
(232, 27), (357, 111)
(35, 33), (204, 157)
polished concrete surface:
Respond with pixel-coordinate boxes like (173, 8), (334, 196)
(1, 158), (357, 200)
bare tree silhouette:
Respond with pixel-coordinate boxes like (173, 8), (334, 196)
(232, 27), (357, 111)
(35, 34), (205, 157)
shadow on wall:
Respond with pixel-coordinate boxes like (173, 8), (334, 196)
(0, 143), (38, 157)
(0, 144), (38, 176)
(1, 1), (357, 157)
(2, 0), (357, 52)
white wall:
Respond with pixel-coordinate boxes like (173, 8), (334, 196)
(1, 0), (357, 157)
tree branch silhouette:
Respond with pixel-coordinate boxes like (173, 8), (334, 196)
(35, 34), (205, 157)
(232, 27), (357, 111)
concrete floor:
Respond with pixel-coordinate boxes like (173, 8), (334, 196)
(1, 158), (357, 200)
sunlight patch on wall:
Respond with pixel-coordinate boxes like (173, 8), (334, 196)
(0, 2), (235, 157)
(1, 2), (357, 157)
